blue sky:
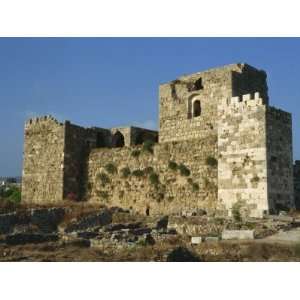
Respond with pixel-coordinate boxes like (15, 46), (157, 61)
(0, 38), (299, 176)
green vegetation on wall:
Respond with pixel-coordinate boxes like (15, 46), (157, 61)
(131, 150), (141, 158)
(120, 167), (131, 178)
(105, 163), (117, 174)
(97, 172), (110, 186)
(168, 160), (178, 171)
(178, 164), (191, 177)
(206, 156), (218, 168)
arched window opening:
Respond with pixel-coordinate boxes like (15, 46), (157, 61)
(194, 78), (203, 90)
(112, 131), (125, 148)
(193, 100), (201, 117)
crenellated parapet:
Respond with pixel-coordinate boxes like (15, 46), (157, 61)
(219, 92), (266, 113)
(25, 115), (64, 130)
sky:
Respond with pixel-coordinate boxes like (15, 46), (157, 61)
(0, 37), (299, 176)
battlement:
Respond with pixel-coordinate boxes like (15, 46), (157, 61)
(25, 115), (64, 129)
(219, 92), (266, 112)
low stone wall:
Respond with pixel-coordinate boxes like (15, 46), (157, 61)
(86, 136), (218, 216)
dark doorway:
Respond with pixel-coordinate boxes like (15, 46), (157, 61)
(146, 207), (150, 216)
(193, 100), (201, 117)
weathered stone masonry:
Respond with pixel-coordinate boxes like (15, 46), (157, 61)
(294, 161), (300, 209)
(22, 63), (296, 217)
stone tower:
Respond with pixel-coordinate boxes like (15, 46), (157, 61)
(159, 63), (294, 217)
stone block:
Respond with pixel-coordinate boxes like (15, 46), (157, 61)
(205, 236), (220, 242)
(222, 230), (254, 240)
(191, 237), (202, 244)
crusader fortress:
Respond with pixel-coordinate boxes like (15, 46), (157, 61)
(22, 63), (296, 218)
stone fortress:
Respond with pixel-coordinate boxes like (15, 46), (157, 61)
(22, 63), (299, 218)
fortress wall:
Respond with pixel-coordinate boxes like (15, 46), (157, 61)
(266, 107), (294, 211)
(22, 116), (65, 203)
(294, 161), (300, 209)
(63, 122), (99, 200)
(86, 135), (218, 216)
(217, 94), (269, 218)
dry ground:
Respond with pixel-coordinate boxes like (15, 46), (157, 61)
(1, 236), (300, 262)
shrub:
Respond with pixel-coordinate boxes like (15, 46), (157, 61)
(120, 167), (131, 178)
(6, 186), (21, 203)
(232, 201), (242, 222)
(206, 156), (218, 168)
(105, 163), (117, 174)
(168, 160), (178, 171)
(178, 164), (191, 177)
(192, 183), (200, 192)
(144, 166), (154, 174)
(97, 172), (110, 186)
(251, 175), (260, 183)
(132, 169), (144, 177)
(142, 140), (155, 154)
(131, 149), (141, 158)
(149, 172), (159, 185)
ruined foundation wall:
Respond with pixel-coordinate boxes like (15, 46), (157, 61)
(217, 94), (269, 218)
(86, 136), (218, 216)
(266, 108), (294, 211)
(22, 117), (65, 203)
